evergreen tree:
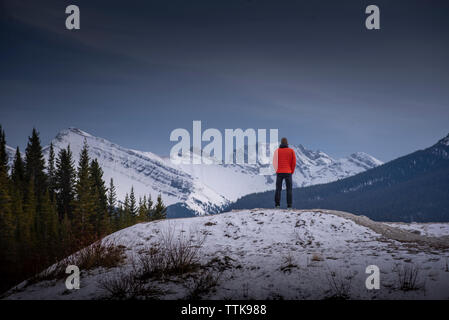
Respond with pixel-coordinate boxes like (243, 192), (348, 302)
(0, 125), (8, 172)
(55, 146), (76, 220)
(47, 143), (57, 201)
(123, 193), (130, 227)
(11, 147), (25, 192)
(138, 196), (148, 222)
(59, 212), (72, 256)
(107, 178), (117, 217)
(39, 190), (59, 260)
(147, 194), (154, 220)
(10, 148), (26, 257)
(73, 140), (95, 244)
(115, 202), (124, 230)
(129, 187), (138, 219)
(22, 177), (37, 261)
(152, 194), (167, 220)
(0, 126), (15, 274)
(24, 128), (47, 198)
(89, 159), (109, 235)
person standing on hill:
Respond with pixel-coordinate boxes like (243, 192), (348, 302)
(273, 137), (296, 208)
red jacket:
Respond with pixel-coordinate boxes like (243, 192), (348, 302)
(273, 146), (296, 174)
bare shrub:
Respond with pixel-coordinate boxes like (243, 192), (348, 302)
(325, 269), (353, 300)
(394, 263), (423, 291)
(134, 244), (169, 279)
(98, 270), (163, 300)
(134, 225), (207, 280)
(280, 253), (297, 273)
(161, 225), (207, 274)
(72, 241), (125, 271)
(185, 269), (221, 300)
(29, 241), (125, 283)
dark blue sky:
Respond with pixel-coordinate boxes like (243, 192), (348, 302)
(1, 0), (448, 161)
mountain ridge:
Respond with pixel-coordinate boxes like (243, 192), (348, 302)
(6, 127), (382, 216)
(229, 133), (449, 222)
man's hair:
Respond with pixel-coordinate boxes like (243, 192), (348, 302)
(281, 137), (288, 145)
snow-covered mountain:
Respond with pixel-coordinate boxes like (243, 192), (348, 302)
(5, 209), (449, 300)
(46, 128), (228, 216)
(6, 128), (382, 216)
(5, 145), (15, 170)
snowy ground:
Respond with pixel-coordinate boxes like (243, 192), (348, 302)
(4, 209), (449, 300)
(385, 222), (449, 238)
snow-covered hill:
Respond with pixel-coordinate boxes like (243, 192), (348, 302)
(6, 128), (382, 216)
(5, 209), (449, 300)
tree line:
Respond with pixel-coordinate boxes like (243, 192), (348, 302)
(0, 126), (166, 293)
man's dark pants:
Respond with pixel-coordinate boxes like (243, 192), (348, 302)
(275, 173), (292, 207)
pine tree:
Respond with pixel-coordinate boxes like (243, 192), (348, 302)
(123, 193), (130, 228)
(59, 212), (72, 256)
(11, 147), (25, 192)
(147, 194), (154, 221)
(0, 125), (8, 172)
(115, 202), (124, 230)
(138, 196), (148, 222)
(152, 194), (167, 220)
(73, 140), (96, 244)
(24, 128), (47, 198)
(107, 178), (117, 217)
(10, 147), (26, 258)
(22, 177), (37, 262)
(47, 143), (57, 202)
(89, 159), (109, 235)
(129, 187), (137, 224)
(39, 190), (59, 260)
(0, 126), (15, 274)
(55, 146), (76, 220)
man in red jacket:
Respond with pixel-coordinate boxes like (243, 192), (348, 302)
(273, 137), (296, 208)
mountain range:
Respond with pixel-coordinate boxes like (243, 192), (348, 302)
(7, 128), (381, 217)
(229, 134), (449, 222)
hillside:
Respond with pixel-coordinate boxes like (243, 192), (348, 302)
(229, 134), (449, 222)
(4, 209), (449, 300)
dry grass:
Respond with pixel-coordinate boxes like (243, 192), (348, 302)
(100, 226), (209, 300)
(394, 263), (423, 291)
(185, 269), (221, 300)
(311, 253), (324, 262)
(325, 269), (353, 300)
(98, 270), (164, 300)
(280, 253), (297, 273)
(29, 241), (125, 284)
(135, 225), (207, 280)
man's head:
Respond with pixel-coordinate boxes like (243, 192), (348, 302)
(281, 137), (288, 145)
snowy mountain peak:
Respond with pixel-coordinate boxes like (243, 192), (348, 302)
(48, 128), (228, 216)
(346, 152), (384, 168)
(437, 133), (449, 147)
(5, 145), (16, 169)
(6, 145), (16, 155)
(54, 128), (92, 141)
